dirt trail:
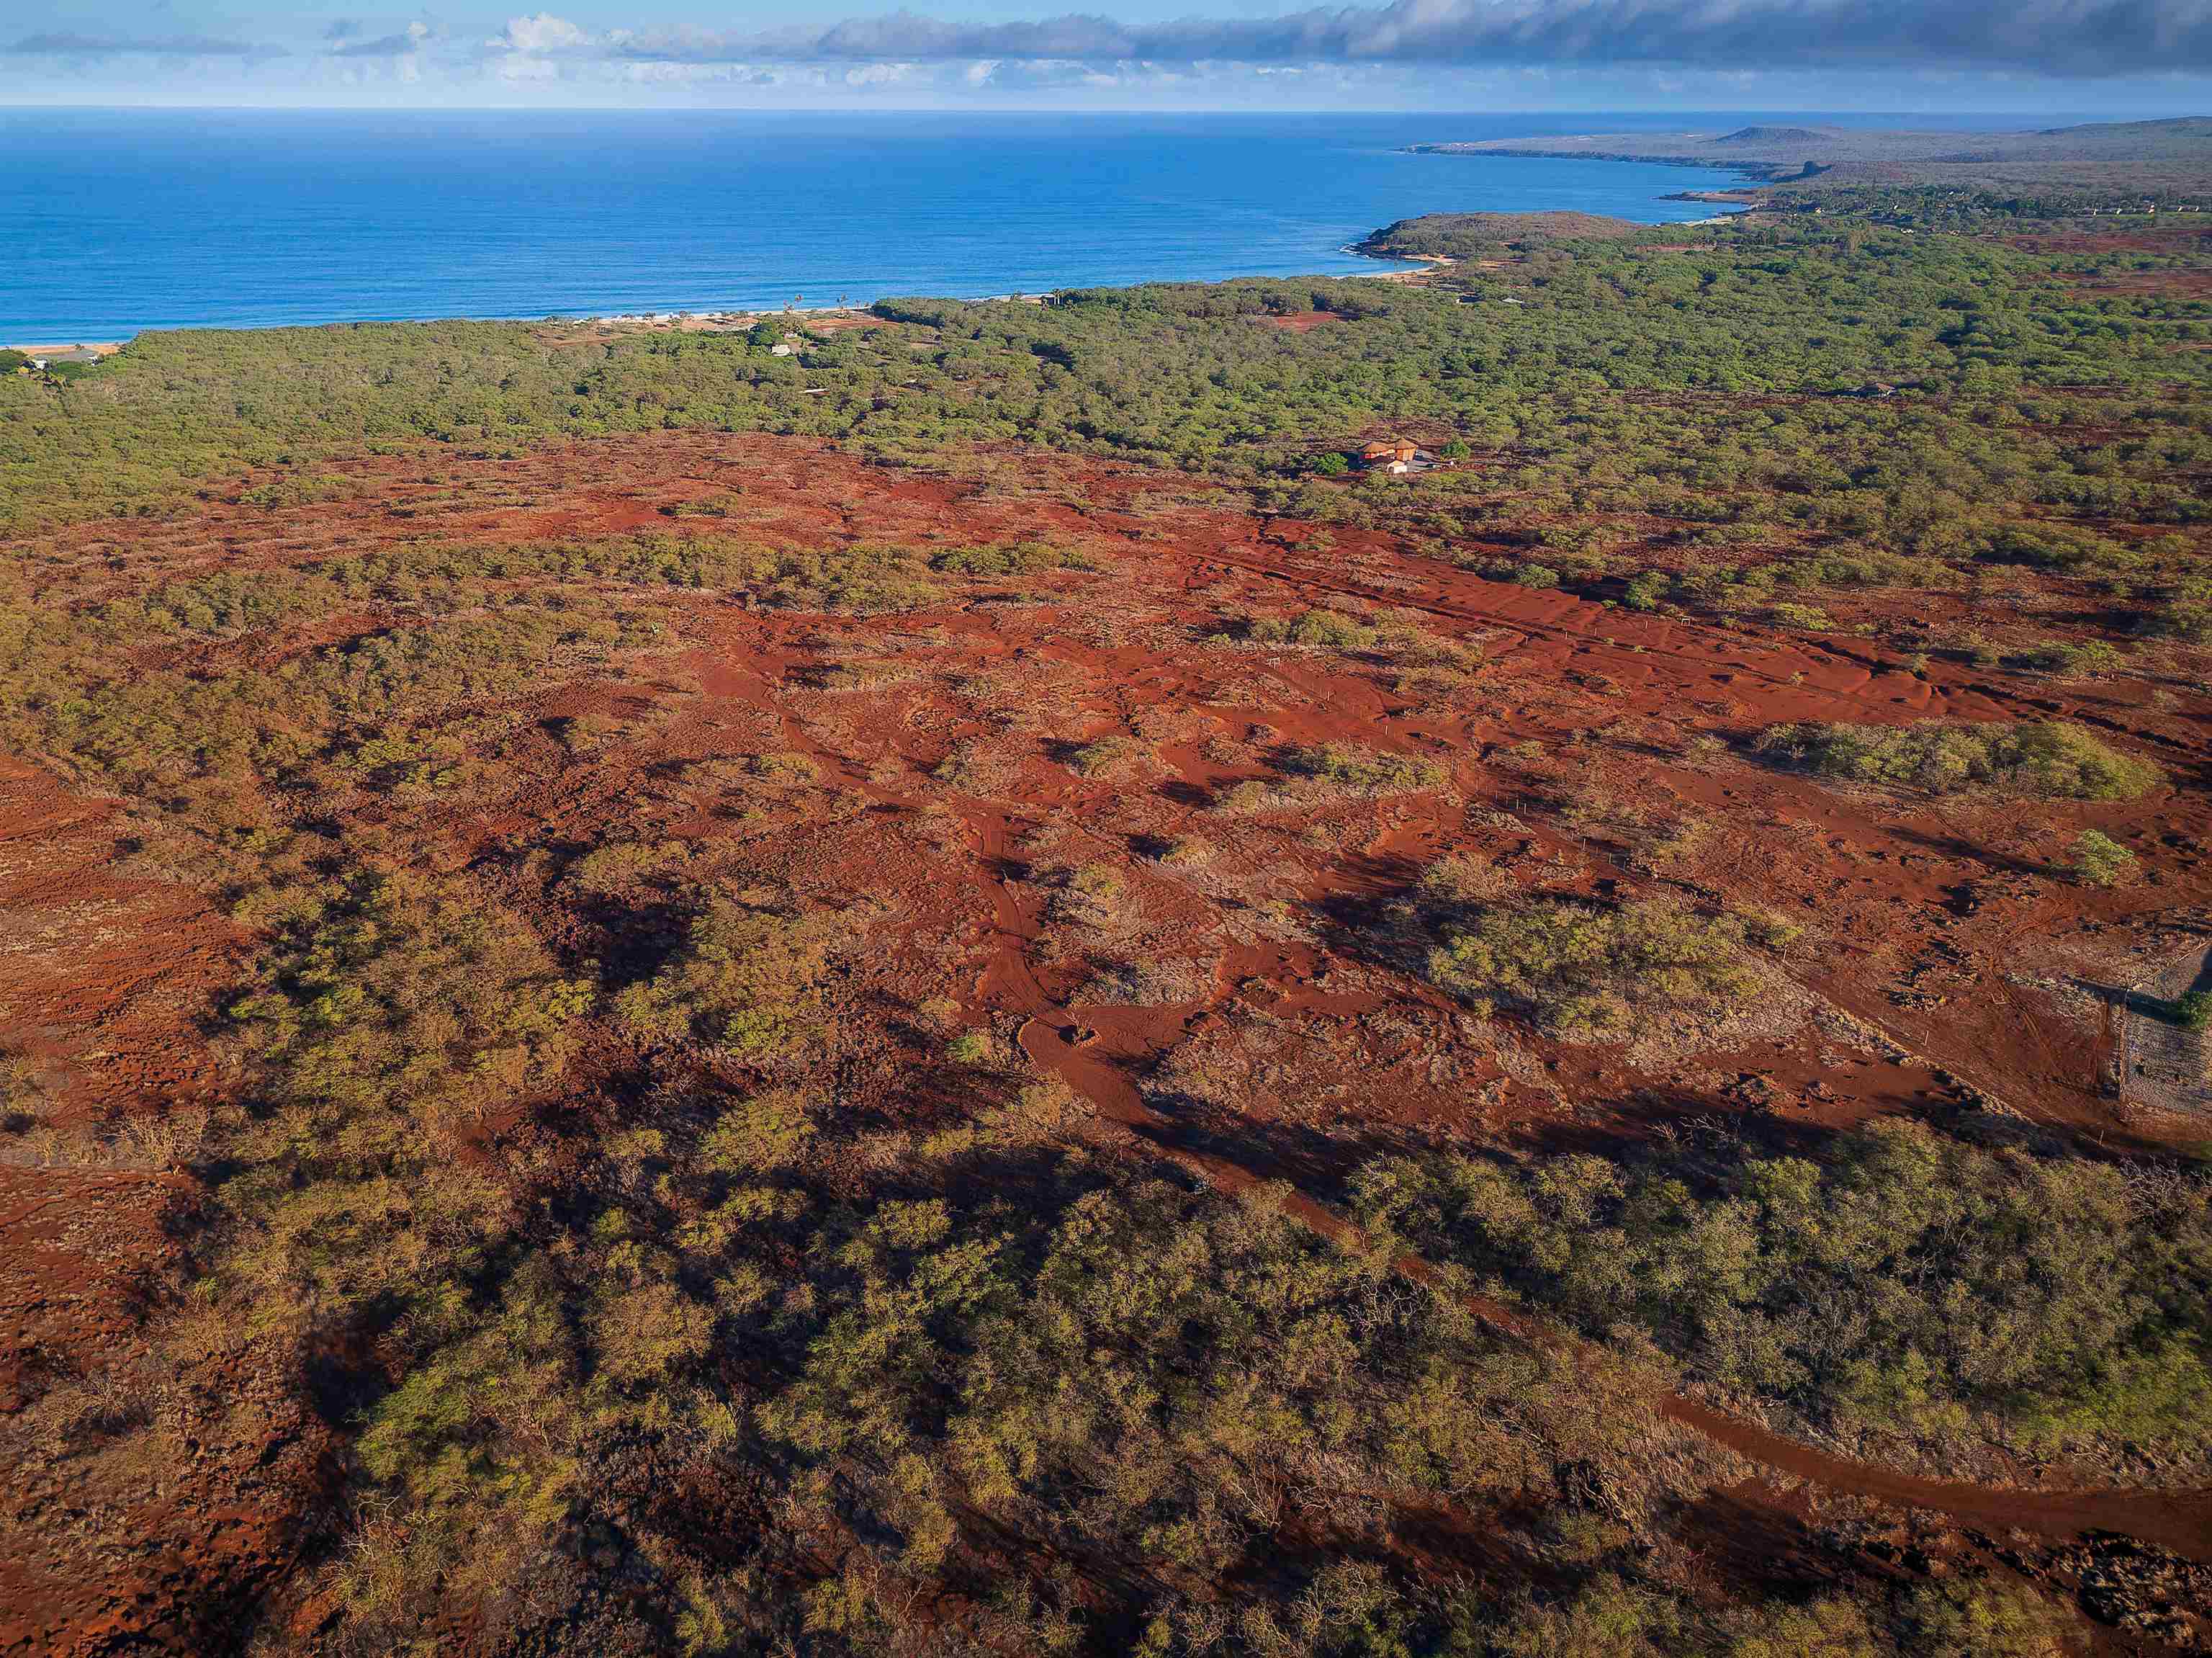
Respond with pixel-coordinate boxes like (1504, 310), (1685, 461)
(965, 818), (2212, 1559)
(1020, 1006), (2212, 1559)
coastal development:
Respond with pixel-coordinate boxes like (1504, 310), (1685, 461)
(2, 116), (2212, 1656)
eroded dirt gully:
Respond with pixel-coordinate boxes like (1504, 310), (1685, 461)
(6, 428), (2212, 1643)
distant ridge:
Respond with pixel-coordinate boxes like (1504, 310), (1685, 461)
(1411, 116), (2212, 197)
(1715, 126), (1827, 145)
(2035, 117), (2212, 138)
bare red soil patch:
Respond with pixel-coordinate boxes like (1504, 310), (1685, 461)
(0, 764), (315, 1658)
(0, 758), (240, 1121)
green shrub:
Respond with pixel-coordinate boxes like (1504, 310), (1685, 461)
(1290, 742), (1449, 794)
(1737, 909), (1805, 955)
(1247, 606), (1378, 650)
(945, 1029), (995, 1066)
(699, 1088), (817, 1173)
(1755, 720), (2159, 800)
(2007, 638), (2124, 678)
(1982, 523), (2140, 573)
(2069, 829), (2136, 887)
(1287, 607), (1378, 650)
(1904, 1577), (2077, 1658)
(613, 892), (838, 1056)
(567, 839), (691, 894)
(1768, 601), (1831, 630)
(2146, 573), (2212, 642)
(1066, 733), (1140, 776)
(1424, 896), (1755, 1039)
(930, 540), (1089, 577)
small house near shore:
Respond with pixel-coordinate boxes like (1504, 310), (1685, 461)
(29, 346), (104, 372)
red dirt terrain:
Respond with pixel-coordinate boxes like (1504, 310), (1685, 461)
(4, 430), (2211, 1649)
(0, 760), (320, 1656)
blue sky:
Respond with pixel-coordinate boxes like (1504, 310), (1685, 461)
(6, 0), (2212, 110)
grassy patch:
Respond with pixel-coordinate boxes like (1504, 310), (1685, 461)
(613, 890), (841, 1058)
(1287, 743), (1451, 795)
(1754, 719), (2160, 800)
(930, 539), (1092, 577)
(1424, 895), (1756, 1041)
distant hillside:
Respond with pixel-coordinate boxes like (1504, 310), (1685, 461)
(1411, 116), (2212, 197)
(1716, 125), (1829, 145)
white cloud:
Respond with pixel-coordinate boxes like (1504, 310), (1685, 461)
(493, 14), (593, 55)
(18, 0), (2212, 108)
(477, 0), (2212, 79)
(616, 58), (777, 82)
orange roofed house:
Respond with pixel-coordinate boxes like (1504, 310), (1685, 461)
(1357, 438), (1432, 475)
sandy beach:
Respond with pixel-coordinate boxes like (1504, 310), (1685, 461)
(5, 341), (122, 354)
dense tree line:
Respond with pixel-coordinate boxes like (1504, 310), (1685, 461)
(6, 209), (2207, 537)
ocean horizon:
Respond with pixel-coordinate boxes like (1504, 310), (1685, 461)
(3, 108), (2041, 339)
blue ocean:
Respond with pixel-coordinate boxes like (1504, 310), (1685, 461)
(0, 109), (1925, 337)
